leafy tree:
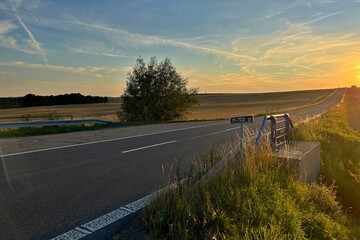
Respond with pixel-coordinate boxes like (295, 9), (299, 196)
(121, 56), (198, 121)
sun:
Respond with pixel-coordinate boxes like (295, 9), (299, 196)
(357, 65), (360, 80)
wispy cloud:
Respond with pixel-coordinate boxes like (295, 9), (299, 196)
(0, 61), (131, 76)
(0, 71), (16, 75)
(0, 19), (36, 54)
(68, 21), (260, 61)
(298, 11), (345, 26)
(0, 20), (17, 48)
(10, 0), (48, 64)
(63, 43), (128, 58)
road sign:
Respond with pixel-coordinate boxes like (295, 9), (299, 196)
(230, 115), (254, 124)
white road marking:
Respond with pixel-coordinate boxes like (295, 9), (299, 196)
(120, 207), (135, 213)
(74, 227), (92, 235)
(0, 121), (227, 158)
(50, 228), (87, 240)
(50, 181), (184, 240)
(122, 140), (177, 154)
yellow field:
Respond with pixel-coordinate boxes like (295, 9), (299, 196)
(188, 89), (335, 120)
(346, 88), (360, 131)
(0, 89), (335, 122)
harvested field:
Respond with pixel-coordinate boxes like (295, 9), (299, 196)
(189, 89), (334, 120)
(0, 89), (335, 122)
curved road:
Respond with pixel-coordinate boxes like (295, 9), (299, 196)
(0, 88), (344, 239)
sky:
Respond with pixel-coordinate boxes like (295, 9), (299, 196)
(0, 0), (360, 97)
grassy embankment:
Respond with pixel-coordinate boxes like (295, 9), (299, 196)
(140, 89), (360, 239)
(295, 88), (360, 217)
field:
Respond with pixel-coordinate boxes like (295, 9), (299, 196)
(0, 89), (334, 122)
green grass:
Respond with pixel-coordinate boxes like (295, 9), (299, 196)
(294, 91), (360, 218)
(0, 122), (137, 138)
(141, 141), (360, 239)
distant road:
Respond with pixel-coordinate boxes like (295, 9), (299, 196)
(0, 89), (344, 240)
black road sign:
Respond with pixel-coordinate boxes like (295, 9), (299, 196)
(230, 115), (254, 123)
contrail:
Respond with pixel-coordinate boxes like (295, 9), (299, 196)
(10, 0), (47, 64)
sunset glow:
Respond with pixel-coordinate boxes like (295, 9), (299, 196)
(1, 0), (360, 96)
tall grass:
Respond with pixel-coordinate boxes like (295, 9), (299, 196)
(294, 94), (360, 218)
(142, 139), (360, 239)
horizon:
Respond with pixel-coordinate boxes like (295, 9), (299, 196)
(0, 87), (341, 98)
(1, 0), (360, 97)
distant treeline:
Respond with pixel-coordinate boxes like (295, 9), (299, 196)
(0, 93), (108, 108)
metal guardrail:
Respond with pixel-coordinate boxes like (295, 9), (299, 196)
(256, 113), (294, 151)
(0, 119), (111, 129)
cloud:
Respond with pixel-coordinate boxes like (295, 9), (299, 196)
(0, 19), (37, 54)
(0, 61), (131, 76)
(68, 21), (260, 62)
(298, 11), (345, 26)
(10, 0), (48, 64)
(0, 20), (17, 48)
(63, 43), (128, 58)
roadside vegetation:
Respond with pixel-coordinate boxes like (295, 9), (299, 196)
(294, 89), (360, 218)
(0, 125), (106, 138)
(140, 89), (360, 239)
(0, 123), (136, 138)
(142, 140), (360, 239)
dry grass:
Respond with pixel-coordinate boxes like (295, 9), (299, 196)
(0, 89), (334, 122)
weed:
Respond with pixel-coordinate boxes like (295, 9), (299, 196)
(142, 139), (360, 239)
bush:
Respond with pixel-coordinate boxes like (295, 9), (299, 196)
(121, 56), (198, 122)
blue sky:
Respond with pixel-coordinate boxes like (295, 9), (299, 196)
(0, 0), (360, 97)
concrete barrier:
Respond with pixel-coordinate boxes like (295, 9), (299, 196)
(273, 141), (320, 183)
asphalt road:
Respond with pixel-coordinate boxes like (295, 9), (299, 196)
(0, 89), (344, 240)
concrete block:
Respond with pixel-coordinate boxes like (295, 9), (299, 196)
(273, 141), (320, 183)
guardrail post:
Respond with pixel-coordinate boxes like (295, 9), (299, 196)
(284, 114), (290, 144)
(255, 116), (267, 147)
(269, 116), (277, 151)
(239, 122), (244, 166)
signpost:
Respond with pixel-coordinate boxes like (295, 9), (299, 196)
(230, 115), (254, 166)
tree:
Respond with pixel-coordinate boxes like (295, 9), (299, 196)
(121, 56), (198, 122)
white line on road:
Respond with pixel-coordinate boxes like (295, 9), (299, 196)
(122, 140), (177, 154)
(0, 121), (227, 158)
(50, 180), (186, 240)
(74, 227), (92, 235)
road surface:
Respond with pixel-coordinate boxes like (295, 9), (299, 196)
(0, 89), (344, 240)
